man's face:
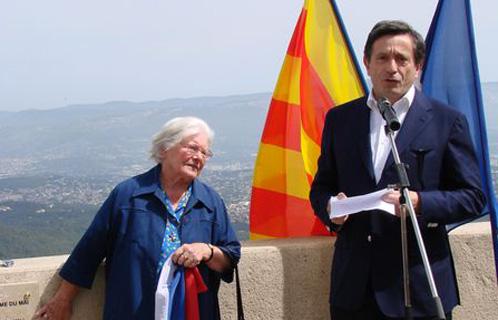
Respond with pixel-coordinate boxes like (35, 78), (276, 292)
(364, 34), (422, 103)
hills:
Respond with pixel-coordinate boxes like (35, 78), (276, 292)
(0, 93), (271, 176)
(0, 93), (271, 258)
(1, 84), (497, 259)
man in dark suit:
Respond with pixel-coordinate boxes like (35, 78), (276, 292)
(309, 20), (485, 320)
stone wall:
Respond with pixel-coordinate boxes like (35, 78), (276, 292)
(0, 222), (496, 319)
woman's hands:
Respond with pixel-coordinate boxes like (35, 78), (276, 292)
(172, 242), (231, 272)
(171, 243), (212, 269)
(34, 280), (79, 320)
(34, 298), (72, 320)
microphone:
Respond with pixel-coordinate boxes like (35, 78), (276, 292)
(377, 97), (401, 131)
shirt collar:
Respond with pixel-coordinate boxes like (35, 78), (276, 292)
(131, 164), (214, 211)
(366, 85), (416, 112)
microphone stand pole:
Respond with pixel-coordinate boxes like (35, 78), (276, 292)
(384, 124), (446, 320)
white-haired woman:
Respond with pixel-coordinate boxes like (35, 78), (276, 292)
(36, 117), (241, 320)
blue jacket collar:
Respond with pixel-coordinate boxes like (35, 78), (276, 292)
(131, 164), (215, 212)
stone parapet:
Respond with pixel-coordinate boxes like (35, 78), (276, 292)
(0, 222), (496, 319)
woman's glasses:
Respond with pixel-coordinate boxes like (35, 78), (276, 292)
(181, 143), (213, 160)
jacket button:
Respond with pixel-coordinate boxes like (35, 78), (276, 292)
(367, 235), (372, 242)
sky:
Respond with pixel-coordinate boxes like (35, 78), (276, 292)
(0, 0), (496, 111)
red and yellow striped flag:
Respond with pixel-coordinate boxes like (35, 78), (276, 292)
(249, 0), (366, 239)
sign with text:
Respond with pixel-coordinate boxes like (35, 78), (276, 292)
(0, 282), (39, 320)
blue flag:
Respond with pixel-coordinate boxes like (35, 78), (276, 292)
(421, 0), (498, 278)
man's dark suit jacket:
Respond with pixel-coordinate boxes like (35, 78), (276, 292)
(309, 91), (485, 317)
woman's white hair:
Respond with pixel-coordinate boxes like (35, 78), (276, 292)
(150, 116), (214, 163)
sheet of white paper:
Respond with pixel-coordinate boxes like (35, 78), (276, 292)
(329, 188), (396, 218)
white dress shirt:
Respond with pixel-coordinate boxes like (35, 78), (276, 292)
(366, 86), (416, 183)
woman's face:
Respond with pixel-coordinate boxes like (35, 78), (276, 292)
(161, 132), (211, 183)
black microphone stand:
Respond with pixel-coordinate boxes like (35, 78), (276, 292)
(384, 122), (446, 320)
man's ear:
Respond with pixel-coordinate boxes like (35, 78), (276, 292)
(363, 56), (370, 75)
(414, 62), (423, 77)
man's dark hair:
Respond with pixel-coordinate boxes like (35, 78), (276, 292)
(364, 20), (425, 65)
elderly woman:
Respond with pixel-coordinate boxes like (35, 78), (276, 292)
(36, 117), (241, 320)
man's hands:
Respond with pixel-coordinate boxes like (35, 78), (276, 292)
(382, 189), (420, 216)
(328, 189), (420, 225)
(329, 192), (349, 225)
